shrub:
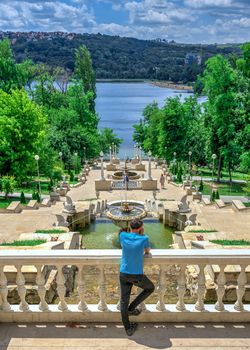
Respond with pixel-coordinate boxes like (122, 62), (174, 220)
(20, 191), (26, 204)
(1, 176), (16, 198)
(198, 179), (204, 192)
(215, 190), (220, 199)
(32, 191), (37, 200)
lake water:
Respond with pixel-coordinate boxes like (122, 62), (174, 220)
(96, 82), (193, 158)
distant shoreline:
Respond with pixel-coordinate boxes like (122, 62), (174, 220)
(150, 81), (193, 91)
(96, 79), (194, 91)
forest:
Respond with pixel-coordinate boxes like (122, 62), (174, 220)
(0, 31), (242, 83)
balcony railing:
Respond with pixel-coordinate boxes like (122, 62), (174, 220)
(0, 249), (250, 323)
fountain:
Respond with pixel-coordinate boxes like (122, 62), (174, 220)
(106, 159), (146, 227)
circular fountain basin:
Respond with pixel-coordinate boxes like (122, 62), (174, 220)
(106, 201), (147, 228)
(112, 171), (140, 180)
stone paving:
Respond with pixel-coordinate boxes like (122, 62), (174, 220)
(0, 160), (249, 243)
(1, 322), (250, 349)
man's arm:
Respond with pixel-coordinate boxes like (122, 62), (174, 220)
(144, 237), (151, 254)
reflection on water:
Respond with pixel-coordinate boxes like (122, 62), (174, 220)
(80, 219), (173, 249)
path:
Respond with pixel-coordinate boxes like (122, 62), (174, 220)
(1, 322), (250, 349)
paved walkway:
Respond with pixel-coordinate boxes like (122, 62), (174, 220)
(1, 322), (250, 349)
(0, 160), (249, 242)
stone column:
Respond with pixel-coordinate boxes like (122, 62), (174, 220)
(109, 146), (112, 163)
(100, 152), (105, 181)
(147, 151), (152, 180)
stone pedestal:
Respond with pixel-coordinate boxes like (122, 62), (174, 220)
(186, 186), (196, 195)
(141, 179), (158, 190)
(57, 188), (67, 196)
(95, 180), (112, 191)
(111, 159), (120, 165)
(106, 164), (117, 171)
(131, 158), (139, 164)
(193, 191), (202, 200)
(50, 191), (60, 202)
(135, 164), (146, 171)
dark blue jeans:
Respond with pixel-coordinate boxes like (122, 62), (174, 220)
(119, 272), (155, 329)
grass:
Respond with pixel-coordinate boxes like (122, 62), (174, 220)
(210, 239), (250, 246)
(189, 229), (218, 233)
(197, 167), (247, 181)
(16, 181), (50, 195)
(0, 239), (47, 246)
(244, 202), (250, 207)
(35, 229), (67, 234)
(0, 197), (27, 209)
(193, 181), (247, 196)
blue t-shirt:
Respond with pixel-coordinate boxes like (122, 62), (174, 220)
(119, 232), (150, 275)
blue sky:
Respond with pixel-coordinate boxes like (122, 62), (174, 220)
(0, 0), (249, 43)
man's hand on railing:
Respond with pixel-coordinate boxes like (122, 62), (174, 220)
(144, 252), (152, 258)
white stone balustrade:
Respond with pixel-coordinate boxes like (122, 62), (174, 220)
(0, 250), (250, 323)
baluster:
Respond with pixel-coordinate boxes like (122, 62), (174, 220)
(234, 265), (247, 311)
(35, 265), (49, 311)
(116, 275), (121, 311)
(156, 265), (166, 311)
(77, 265), (89, 312)
(195, 264), (206, 312)
(16, 265), (29, 311)
(215, 264), (226, 311)
(98, 266), (108, 311)
(0, 265), (11, 311)
(56, 265), (68, 311)
(136, 286), (147, 311)
(176, 264), (186, 311)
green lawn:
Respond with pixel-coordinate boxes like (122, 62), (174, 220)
(0, 197), (27, 209)
(35, 229), (67, 234)
(197, 167), (247, 181)
(189, 229), (218, 233)
(193, 181), (247, 196)
(16, 181), (50, 195)
(244, 202), (250, 207)
(210, 239), (250, 246)
(0, 239), (47, 246)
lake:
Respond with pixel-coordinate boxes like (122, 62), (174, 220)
(96, 82), (194, 158)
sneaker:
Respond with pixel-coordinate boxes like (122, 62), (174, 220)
(128, 308), (142, 316)
(125, 322), (138, 336)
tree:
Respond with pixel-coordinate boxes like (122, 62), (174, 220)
(1, 176), (16, 199)
(99, 128), (122, 155)
(202, 55), (240, 183)
(74, 45), (96, 110)
(0, 89), (48, 181)
(0, 39), (33, 92)
(20, 191), (26, 204)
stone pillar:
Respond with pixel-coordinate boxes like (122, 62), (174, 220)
(109, 146), (112, 163)
(100, 155), (105, 181)
(148, 152), (152, 180)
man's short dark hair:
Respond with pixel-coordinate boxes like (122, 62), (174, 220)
(130, 219), (143, 230)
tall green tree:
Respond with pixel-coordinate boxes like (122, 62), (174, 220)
(0, 39), (33, 92)
(202, 55), (240, 182)
(74, 45), (96, 110)
(0, 89), (47, 181)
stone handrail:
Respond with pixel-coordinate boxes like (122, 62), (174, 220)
(0, 249), (250, 323)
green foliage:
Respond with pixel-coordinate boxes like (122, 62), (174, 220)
(69, 171), (74, 182)
(210, 190), (216, 202)
(1, 176), (16, 198)
(32, 191), (37, 200)
(3, 33), (242, 82)
(99, 128), (122, 155)
(35, 229), (67, 233)
(210, 239), (250, 246)
(35, 191), (41, 203)
(0, 89), (48, 181)
(20, 191), (26, 204)
(243, 175), (250, 200)
(0, 39), (33, 92)
(198, 179), (204, 192)
(189, 229), (218, 233)
(215, 190), (220, 199)
(0, 239), (47, 246)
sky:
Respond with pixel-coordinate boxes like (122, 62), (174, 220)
(0, 0), (249, 44)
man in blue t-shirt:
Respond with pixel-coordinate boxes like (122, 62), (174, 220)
(119, 219), (154, 336)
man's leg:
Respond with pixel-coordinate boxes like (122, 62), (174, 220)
(119, 275), (133, 330)
(128, 275), (154, 312)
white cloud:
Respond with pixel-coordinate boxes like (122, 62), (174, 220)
(185, 0), (232, 8)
